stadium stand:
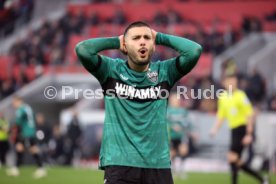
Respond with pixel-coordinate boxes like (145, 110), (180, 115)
(0, 0), (34, 37)
(0, 0), (276, 107)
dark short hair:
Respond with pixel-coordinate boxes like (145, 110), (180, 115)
(124, 21), (151, 36)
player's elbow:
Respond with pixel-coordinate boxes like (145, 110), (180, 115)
(191, 43), (202, 61)
(75, 41), (93, 62)
(75, 42), (84, 58)
(182, 43), (202, 68)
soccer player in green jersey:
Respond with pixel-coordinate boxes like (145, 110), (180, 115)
(167, 93), (195, 179)
(7, 95), (46, 178)
(76, 21), (202, 184)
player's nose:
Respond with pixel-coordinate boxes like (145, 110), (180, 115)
(139, 40), (146, 46)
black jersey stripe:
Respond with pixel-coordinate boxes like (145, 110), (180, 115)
(175, 56), (186, 75)
(91, 55), (102, 72)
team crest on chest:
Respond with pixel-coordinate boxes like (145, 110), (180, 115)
(147, 71), (158, 83)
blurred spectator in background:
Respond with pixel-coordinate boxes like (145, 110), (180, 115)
(242, 16), (262, 36)
(1, 78), (15, 98)
(74, 10), (86, 33)
(167, 8), (182, 25)
(0, 112), (9, 168)
(153, 10), (168, 26)
(246, 69), (266, 106)
(88, 11), (100, 26)
(110, 9), (126, 25)
(238, 74), (249, 92)
(64, 111), (82, 166)
(167, 93), (197, 178)
(0, 0), (34, 36)
(48, 124), (66, 165)
(267, 92), (276, 111)
(223, 23), (237, 48)
(0, 0), (5, 9)
(265, 9), (276, 22)
(36, 113), (52, 164)
(14, 67), (29, 90)
(242, 16), (252, 35)
(209, 26), (225, 55)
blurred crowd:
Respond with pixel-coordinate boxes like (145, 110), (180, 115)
(265, 9), (276, 22)
(0, 65), (42, 99)
(0, 2), (275, 112)
(0, 0), (34, 37)
(8, 8), (264, 66)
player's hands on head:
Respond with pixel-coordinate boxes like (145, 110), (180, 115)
(119, 35), (127, 55)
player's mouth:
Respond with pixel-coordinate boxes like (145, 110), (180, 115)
(138, 48), (148, 58)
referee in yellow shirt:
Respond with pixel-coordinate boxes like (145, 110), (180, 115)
(0, 113), (9, 168)
(210, 74), (268, 184)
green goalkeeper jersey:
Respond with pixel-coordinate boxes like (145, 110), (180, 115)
(76, 32), (202, 169)
(15, 104), (36, 138)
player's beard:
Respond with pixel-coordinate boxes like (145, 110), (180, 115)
(127, 47), (154, 66)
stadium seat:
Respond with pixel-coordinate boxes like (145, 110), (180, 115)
(0, 56), (12, 80)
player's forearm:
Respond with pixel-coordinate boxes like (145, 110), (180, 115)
(75, 37), (120, 72)
(155, 32), (202, 74)
(246, 115), (254, 135)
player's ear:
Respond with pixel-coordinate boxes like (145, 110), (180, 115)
(122, 40), (128, 55)
(153, 44), (156, 52)
(123, 41), (127, 51)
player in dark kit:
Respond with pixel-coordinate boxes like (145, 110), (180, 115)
(76, 21), (202, 184)
(7, 96), (46, 178)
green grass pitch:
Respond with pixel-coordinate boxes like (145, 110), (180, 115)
(0, 166), (275, 184)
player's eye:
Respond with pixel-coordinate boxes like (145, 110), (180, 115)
(133, 36), (140, 40)
(144, 35), (151, 40)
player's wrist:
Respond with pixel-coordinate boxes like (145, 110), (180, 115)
(246, 127), (253, 136)
(155, 32), (163, 45)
